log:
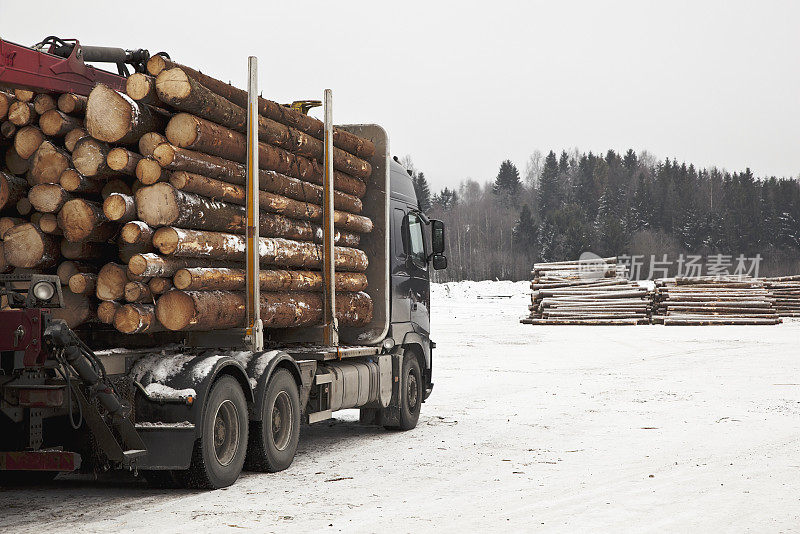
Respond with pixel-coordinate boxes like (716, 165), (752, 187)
(68, 272), (98, 295)
(160, 113), (369, 194)
(64, 128), (88, 152)
(124, 280), (153, 303)
(114, 303), (164, 333)
(125, 73), (160, 106)
(13, 89), (34, 103)
(57, 93), (88, 115)
(145, 57), (374, 159)
(127, 253), (230, 278)
(3, 222), (60, 268)
(135, 157), (170, 184)
(31, 94), (56, 115)
(39, 109), (83, 137)
(28, 141), (71, 185)
(150, 227), (368, 272)
(0, 243), (10, 274)
(96, 263), (128, 301)
(86, 84), (168, 145)
(0, 91), (12, 120)
(97, 300), (122, 324)
(41, 212), (64, 235)
(106, 147), (142, 175)
(14, 126), (44, 159)
(173, 267), (368, 293)
(137, 183), (366, 242)
(156, 289), (372, 331)
(50, 289), (94, 329)
(118, 241), (153, 264)
(0, 216), (23, 239)
(0, 171), (27, 211)
(60, 240), (114, 261)
(5, 146), (29, 175)
(72, 137), (118, 179)
(148, 277), (173, 295)
(15, 197), (32, 216)
(170, 171), (371, 231)
(120, 220), (153, 245)
(57, 260), (96, 285)
(101, 179), (132, 199)
(152, 143), (364, 208)
(60, 169), (101, 194)
(1, 121), (16, 139)
(161, 89), (371, 177)
(28, 183), (74, 213)
(8, 101), (37, 127)
(103, 193), (136, 223)
(57, 198), (116, 243)
(138, 132), (167, 157)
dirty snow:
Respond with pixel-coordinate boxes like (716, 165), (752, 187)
(142, 383), (196, 402)
(2, 280), (800, 532)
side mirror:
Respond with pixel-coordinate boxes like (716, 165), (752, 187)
(432, 254), (447, 270)
(431, 219), (445, 255)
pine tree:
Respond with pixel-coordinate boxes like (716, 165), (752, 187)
(412, 171), (432, 212)
(492, 160), (522, 205)
(538, 151), (560, 217)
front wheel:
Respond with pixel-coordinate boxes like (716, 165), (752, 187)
(386, 352), (422, 431)
(183, 375), (249, 489)
(245, 368), (300, 473)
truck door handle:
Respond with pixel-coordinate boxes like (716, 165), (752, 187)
(411, 302), (418, 311)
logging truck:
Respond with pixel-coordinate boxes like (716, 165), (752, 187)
(0, 38), (447, 488)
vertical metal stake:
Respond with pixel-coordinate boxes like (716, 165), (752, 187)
(245, 56), (263, 352)
(322, 89), (338, 346)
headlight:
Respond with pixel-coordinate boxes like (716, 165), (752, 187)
(32, 281), (55, 301)
(382, 338), (395, 351)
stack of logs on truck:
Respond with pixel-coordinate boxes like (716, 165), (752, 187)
(0, 56), (377, 339)
(522, 258), (798, 326)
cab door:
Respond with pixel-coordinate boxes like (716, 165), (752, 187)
(404, 211), (430, 335)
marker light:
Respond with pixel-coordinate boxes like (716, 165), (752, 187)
(32, 281), (55, 301)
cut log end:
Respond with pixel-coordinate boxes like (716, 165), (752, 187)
(120, 221), (153, 245)
(136, 158), (166, 184)
(64, 128), (88, 152)
(14, 126), (44, 159)
(103, 193), (135, 222)
(3, 223), (59, 268)
(57, 93), (88, 115)
(163, 112), (198, 147)
(97, 300), (121, 324)
(151, 226), (179, 255)
(154, 289), (195, 330)
(96, 263), (128, 301)
(72, 137), (112, 178)
(139, 132), (167, 157)
(85, 84), (134, 143)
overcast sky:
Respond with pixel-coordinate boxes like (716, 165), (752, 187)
(2, 0), (798, 190)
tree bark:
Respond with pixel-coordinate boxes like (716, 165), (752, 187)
(160, 113), (369, 194)
(150, 227), (368, 272)
(64, 128), (88, 152)
(86, 84), (168, 145)
(68, 272), (98, 295)
(3, 222), (60, 268)
(155, 289), (372, 331)
(97, 300), (121, 324)
(57, 93), (88, 115)
(124, 280), (153, 303)
(103, 192), (136, 223)
(1, 121), (16, 139)
(28, 184), (73, 213)
(5, 146), (29, 175)
(13, 126), (44, 159)
(96, 262), (128, 301)
(173, 267), (368, 292)
(8, 101), (37, 127)
(28, 141), (70, 185)
(60, 169), (101, 194)
(114, 303), (164, 333)
(127, 252), (231, 278)
(39, 109), (83, 137)
(169, 171), (369, 231)
(145, 57), (374, 159)
(106, 147), (142, 176)
(0, 171), (27, 211)
(58, 198), (116, 243)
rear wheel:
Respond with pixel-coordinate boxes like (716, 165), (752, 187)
(245, 368), (300, 473)
(183, 375), (248, 489)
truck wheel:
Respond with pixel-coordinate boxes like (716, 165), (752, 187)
(388, 353), (422, 431)
(245, 368), (300, 473)
(185, 375), (249, 489)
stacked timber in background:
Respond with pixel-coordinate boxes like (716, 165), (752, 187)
(651, 277), (781, 325)
(761, 275), (800, 317)
(521, 257), (651, 325)
(0, 55), (377, 339)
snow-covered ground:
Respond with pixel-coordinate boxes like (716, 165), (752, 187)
(3, 280), (800, 533)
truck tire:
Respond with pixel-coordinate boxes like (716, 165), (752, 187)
(245, 368), (300, 473)
(387, 352), (422, 431)
(184, 375), (249, 489)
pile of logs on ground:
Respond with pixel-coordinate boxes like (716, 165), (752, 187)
(761, 275), (800, 317)
(0, 57), (377, 339)
(651, 277), (782, 325)
(521, 257), (651, 325)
